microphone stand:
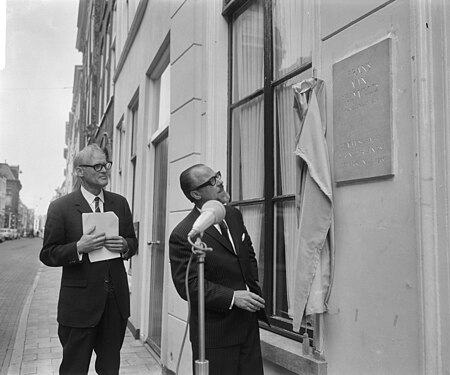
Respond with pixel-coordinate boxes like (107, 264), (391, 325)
(188, 234), (212, 375)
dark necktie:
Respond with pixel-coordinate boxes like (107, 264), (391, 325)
(94, 196), (113, 293)
(94, 197), (101, 213)
(219, 221), (234, 252)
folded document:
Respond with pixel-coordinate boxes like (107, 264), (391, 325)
(82, 212), (120, 263)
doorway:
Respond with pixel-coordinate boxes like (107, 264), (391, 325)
(146, 132), (168, 354)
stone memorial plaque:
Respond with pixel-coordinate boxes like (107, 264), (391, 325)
(333, 38), (393, 183)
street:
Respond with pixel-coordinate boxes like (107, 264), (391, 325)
(0, 238), (42, 374)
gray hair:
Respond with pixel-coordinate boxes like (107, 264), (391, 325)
(73, 144), (105, 168)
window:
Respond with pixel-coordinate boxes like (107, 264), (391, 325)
(157, 65), (170, 131)
(228, 0), (314, 340)
(104, 16), (113, 109)
(98, 9), (113, 120)
(146, 36), (170, 137)
(99, 39), (105, 115)
(130, 99), (139, 213)
(116, 118), (124, 175)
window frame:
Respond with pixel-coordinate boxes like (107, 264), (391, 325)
(115, 117), (124, 176)
(225, 0), (314, 343)
(128, 91), (139, 214)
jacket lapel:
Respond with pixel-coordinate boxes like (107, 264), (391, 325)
(103, 190), (114, 212)
(74, 189), (93, 214)
(202, 206), (237, 255)
(224, 215), (240, 255)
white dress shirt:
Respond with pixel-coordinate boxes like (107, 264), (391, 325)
(81, 186), (104, 212)
(77, 187), (105, 260)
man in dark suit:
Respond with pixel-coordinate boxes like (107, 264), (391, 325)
(40, 144), (137, 375)
(169, 164), (267, 375)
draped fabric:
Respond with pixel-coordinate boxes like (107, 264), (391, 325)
(291, 78), (333, 331)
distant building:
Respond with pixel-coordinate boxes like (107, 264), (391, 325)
(17, 199), (34, 236)
(0, 163), (22, 229)
(0, 176), (6, 228)
(26, 208), (35, 237)
(62, 0), (115, 192)
(34, 214), (46, 238)
(64, 65), (84, 194)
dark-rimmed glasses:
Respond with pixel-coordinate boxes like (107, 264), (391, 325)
(79, 162), (112, 172)
(191, 171), (222, 190)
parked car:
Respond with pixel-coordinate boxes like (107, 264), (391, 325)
(0, 228), (11, 240)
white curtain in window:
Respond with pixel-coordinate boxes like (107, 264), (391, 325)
(232, 2), (265, 261)
(232, 1), (264, 102)
(274, 0), (321, 327)
(234, 98), (265, 261)
(273, 0), (313, 79)
(276, 83), (299, 318)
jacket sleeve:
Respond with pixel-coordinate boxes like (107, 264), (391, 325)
(119, 196), (138, 258)
(233, 207), (259, 284)
(39, 200), (80, 267)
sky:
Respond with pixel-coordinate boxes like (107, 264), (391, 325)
(0, 0), (81, 215)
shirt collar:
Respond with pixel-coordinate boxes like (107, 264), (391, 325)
(195, 204), (227, 233)
(81, 186), (104, 204)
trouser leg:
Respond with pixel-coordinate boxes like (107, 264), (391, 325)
(58, 324), (95, 375)
(237, 315), (264, 375)
(94, 293), (127, 375)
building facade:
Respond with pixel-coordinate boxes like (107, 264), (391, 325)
(18, 200), (34, 236)
(0, 163), (33, 236)
(0, 176), (6, 228)
(64, 65), (85, 193)
(0, 163), (22, 230)
(67, 0), (450, 374)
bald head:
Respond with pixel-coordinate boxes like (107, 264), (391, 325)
(180, 164), (206, 202)
(179, 164), (230, 207)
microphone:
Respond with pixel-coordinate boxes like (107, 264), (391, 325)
(188, 200), (226, 239)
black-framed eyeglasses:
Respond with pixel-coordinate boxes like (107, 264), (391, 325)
(79, 162), (112, 172)
(191, 171), (222, 190)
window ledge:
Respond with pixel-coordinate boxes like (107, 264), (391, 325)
(260, 330), (327, 375)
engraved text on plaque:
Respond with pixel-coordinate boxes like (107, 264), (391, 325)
(333, 38), (393, 183)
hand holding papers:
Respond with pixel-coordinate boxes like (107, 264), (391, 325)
(82, 212), (121, 262)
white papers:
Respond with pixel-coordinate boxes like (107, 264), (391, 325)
(82, 212), (121, 263)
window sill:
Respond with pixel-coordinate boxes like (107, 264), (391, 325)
(260, 330), (327, 375)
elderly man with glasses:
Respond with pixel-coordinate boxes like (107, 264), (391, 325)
(40, 143), (137, 375)
(169, 163), (268, 375)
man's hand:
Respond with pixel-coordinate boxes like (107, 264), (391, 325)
(77, 226), (106, 254)
(104, 236), (128, 253)
(233, 290), (265, 312)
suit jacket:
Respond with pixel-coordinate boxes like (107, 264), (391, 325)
(169, 204), (268, 348)
(40, 189), (138, 328)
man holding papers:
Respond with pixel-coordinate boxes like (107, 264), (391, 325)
(40, 144), (137, 375)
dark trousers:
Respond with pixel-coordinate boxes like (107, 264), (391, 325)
(192, 315), (264, 375)
(58, 292), (127, 375)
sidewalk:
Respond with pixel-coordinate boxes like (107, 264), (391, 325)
(7, 265), (164, 375)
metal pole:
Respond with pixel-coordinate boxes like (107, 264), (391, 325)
(194, 251), (209, 375)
